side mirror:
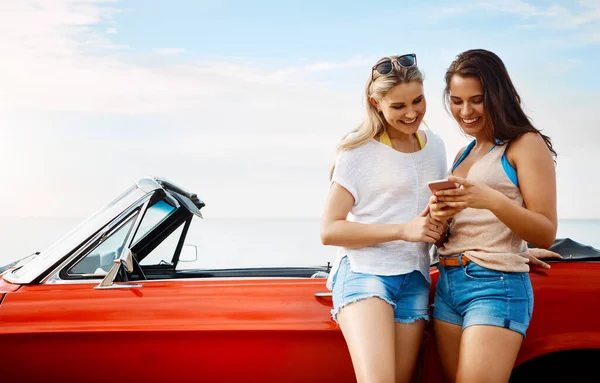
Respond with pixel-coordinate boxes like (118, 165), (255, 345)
(95, 248), (141, 289)
(180, 244), (198, 262)
(121, 248), (134, 273)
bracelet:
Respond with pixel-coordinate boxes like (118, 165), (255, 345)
(443, 218), (453, 240)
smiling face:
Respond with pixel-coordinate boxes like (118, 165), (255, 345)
(373, 81), (426, 136)
(448, 75), (487, 137)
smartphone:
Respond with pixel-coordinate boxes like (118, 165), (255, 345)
(428, 179), (459, 193)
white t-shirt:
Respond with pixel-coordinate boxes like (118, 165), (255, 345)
(326, 130), (447, 290)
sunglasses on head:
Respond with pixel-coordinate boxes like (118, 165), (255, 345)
(372, 53), (417, 80)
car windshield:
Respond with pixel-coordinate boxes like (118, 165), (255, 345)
(63, 199), (178, 277)
(67, 214), (139, 277)
(6, 186), (147, 283)
(133, 199), (177, 245)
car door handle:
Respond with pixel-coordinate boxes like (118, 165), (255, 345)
(314, 292), (332, 297)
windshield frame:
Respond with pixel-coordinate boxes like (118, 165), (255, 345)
(3, 177), (202, 285)
(4, 186), (150, 284)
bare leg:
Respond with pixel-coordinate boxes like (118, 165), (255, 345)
(394, 320), (426, 383)
(456, 325), (523, 383)
(433, 319), (462, 383)
(337, 297), (396, 383)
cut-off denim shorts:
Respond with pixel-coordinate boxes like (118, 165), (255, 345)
(433, 255), (534, 338)
(331, 256), (430, 324)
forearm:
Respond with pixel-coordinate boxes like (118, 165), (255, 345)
(320, 220), (404, 249)
(490, 195), (557, 249)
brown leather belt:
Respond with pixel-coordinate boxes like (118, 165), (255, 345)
(439, 255), (471, 267)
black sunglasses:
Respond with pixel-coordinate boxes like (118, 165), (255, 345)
(372, 54), (417, 79)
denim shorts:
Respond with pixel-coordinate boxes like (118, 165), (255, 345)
(331, 256), (430, 324)
(433, 255), (534, 337)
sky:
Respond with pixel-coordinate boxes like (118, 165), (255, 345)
(0, 0), (599, 219)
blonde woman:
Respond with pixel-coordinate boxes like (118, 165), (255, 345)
(320, 54), (452, 383)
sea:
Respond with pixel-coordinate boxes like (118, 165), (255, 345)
(1, 217), (599, 268)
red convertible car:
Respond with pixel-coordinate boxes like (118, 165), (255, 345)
(1, 177), (599, 382)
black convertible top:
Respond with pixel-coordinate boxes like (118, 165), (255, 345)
(530, 238), (600, 261)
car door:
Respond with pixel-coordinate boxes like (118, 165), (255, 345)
(0, 196), (353, 383)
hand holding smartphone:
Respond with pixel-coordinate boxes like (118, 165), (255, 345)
(427, 179), (460, 194)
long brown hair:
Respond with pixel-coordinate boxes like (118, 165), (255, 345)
(444, 49), (557, 158)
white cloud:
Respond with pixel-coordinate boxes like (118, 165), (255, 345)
(0, 0), (599, 221)
(426, 5), (467, 21)
(431, 0), (600, 33)
(494, 1), (600, 30)
(0, 1), (362, 117)
(0, 0), (367, 218)
(152, 48), (185, 55)
(273, 58), (371, 76)
(0, 2), (382, 126)
(106, 27), (117, 34)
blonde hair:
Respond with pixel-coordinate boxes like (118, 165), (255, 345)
(330, 55), (425, 178)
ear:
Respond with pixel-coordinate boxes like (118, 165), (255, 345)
(369, 97), (380, 112)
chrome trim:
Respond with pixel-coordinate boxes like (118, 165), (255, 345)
(5, 187), (147, 285)
(95, 254), (142, 290)
(6, 176), (203, 285)
(44, 275), (327, 285)
(41, 194), (153, 284)
(46, 278), (104, 285)
(123, 250), (134, 274)
(136, 177), (164, 194)
(122, 198), (152, 267)
(95, 282), (142, 290)
(96, 259), (123, 288)
(135, 276), (327, 283)
(314, 292), (332, 297)
(94, 197), (152, 289)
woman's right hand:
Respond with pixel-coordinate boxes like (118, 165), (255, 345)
(525, 248), (563, 269)
(401, 206), (444, 243)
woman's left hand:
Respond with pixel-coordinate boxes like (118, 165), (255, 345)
(435, 176), (504, 211)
